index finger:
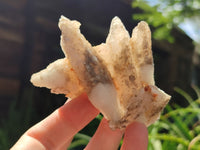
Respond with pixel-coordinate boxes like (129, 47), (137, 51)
(121, 122), (148, 150)
(11, 94), (99, 150)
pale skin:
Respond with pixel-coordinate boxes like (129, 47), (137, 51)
(11, 94), (148, 150)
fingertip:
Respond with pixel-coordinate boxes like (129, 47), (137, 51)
(121, 122), (148, 150)
(126, 121), (148, 136)
(59, 93), (100, 128)
(85, 118), (123, 150)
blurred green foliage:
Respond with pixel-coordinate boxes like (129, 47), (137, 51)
(148, 86), (200, 149)
(132, 0), (200, 43)
(0, 88), (38, 149)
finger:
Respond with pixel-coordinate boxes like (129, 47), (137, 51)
(11, 94), (99, 150)
(11, 135), (73, 150)
(121, 122), (148, 150)
(11, 134), (46, 150)
(85, 118), (124, 150)
(59, 137), (73, 150)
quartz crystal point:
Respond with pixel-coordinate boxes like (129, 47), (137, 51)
(31, 16), (171, 129)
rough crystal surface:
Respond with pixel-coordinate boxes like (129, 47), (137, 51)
(31, 16), (171, 129)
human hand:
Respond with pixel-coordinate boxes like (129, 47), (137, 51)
(11, 94), (148, 150)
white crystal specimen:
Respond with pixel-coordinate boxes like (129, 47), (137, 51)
(30, 16), (171, 129)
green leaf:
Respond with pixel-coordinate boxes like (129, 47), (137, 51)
(174, 87), (198, 108)
(149, 134), (189, 146)
(68, 139), (88, 150)
(73, 133), (91, 141)
(165, 105), (193, 140)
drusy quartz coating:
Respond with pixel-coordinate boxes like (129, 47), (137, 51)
(31, 16), (171, 129)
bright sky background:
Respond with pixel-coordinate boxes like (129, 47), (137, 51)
(146, 0), (200, 42)
(179, 19), (200, 42)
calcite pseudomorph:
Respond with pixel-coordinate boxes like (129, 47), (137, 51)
(31, 16), (171, 129)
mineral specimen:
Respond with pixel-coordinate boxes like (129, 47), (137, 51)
(31, 16), (171, 129)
